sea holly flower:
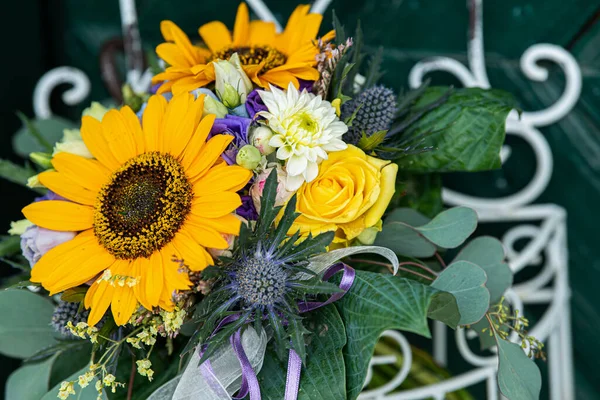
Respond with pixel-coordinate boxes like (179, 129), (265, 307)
(22, 93), (252, 326)
(189, 170), (338, 363)
(152, 3), (333, 94)
(258, 83), (348, 191)
(291, 145), (398, 247)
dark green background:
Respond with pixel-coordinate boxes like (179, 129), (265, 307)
(1, 0), (599, 398)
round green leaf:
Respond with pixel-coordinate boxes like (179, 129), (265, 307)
(13, 116), (76, 158)
(384, 207), (431, 227)
(0, 290), (58, 358)
(375, 221), (436, 258)
(5, 355), (57, 400)
(453, 236), (513, 303)
(431, 260), (490, 325)
(497, 337), (542, 400)
(416, 206), (478, 248)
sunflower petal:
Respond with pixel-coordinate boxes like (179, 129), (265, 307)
(143, 95), (168, 152)
(181, 222), (229, 249)
(233, 3), (250, 46)
(193, 164), (252, 196)
(23, 201), (94, 231)
(142, 251), (164, 307)
(171, 231), (213, 271)
(249, 21), (276, 46)
(111, 285), (138, 326)
(190, 192), (241, 218)
(101, 109), (139, 163)
(186, 134), (234, 180)
(81, 116), (121, 171)
(199, 21), (232, 53)
(187, 213), (242, 235)
(180, 114), (215, 170)
(38, 171), (97, 206)
(51, 152), (110, 192)
(87, 280), (116, 326)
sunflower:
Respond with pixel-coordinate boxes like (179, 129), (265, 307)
(152, 3), (333, 94)
(22, 93), (252, 326)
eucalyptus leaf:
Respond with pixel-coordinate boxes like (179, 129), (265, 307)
(374, 220), (436, 258)
(496, 336), (542, 400)
(13, 116), (76, 158)
(431, 261), (490, 325)
(5, 354), (57, 400)
(41, 365), (107, 400)
(258, 305), (347, 400)
(384, 207), (431, 227)
(173, 327), (267, 400)
(415, 207), (478, 249)
(453, 236), (513, 304)
(394, 87), (516, 172)
(335, 270), (460, 399)
(0, 289), (58, 358)
(306, 245), (399, 278)
(0, 235), (22, 257)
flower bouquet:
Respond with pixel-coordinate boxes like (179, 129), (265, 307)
(1, 3), (544, 400)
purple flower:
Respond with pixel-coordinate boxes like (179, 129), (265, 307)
(35, 191), (64, 202)
(299, 79), (314, 92)
(21, 226), (76, 267)
(245, 89), (268, 118)
(237, 195), (258, 221)
(210, 115), (253, 165)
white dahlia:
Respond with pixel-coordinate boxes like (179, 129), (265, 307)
(257, 83), (348, 191)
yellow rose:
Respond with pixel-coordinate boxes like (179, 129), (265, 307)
(290, 145), (398, 246)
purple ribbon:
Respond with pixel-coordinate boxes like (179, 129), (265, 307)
(200, 263), (355, 400)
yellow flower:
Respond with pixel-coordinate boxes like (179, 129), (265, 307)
(152, 3), (333, 94)
(291, 145), (398, 247)
(22, 93), (252, 326)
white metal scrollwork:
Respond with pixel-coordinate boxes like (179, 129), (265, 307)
(30, 1), (576, 399)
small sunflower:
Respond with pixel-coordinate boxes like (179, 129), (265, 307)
(152, 3), (333, 94)
(22, 93), (252, 326)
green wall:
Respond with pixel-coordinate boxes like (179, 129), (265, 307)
(1, 0), (599, 398)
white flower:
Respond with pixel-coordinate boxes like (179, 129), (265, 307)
(53, 129), (93, 159)
(257, 83), (348, 191)
(213, 53), (253, 108)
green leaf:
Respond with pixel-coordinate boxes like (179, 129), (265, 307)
(357, 130), (387, 152)
(0, 235), (23, 257)
(0, 289), (58, 358)
(453, 236), (513, 303)
(384, 207), (430, 227)
(374, 219), (436, 258)
(415, 206), (478, 249)
(391, 172), (443, 218)
(335, 271), (459, 399)
(496, 336), (542, 400)
(431, 261), (490, 325)
(470, 317), (507, 350)
(259, 305), (347, 400)
(0, 159), (39, 190)
(60, 286), (88, 303)
(13, 116), (76, 158)
(41, 365), (107, 400)
(5, 355), (57, 400)
(395, 87), (516, 172)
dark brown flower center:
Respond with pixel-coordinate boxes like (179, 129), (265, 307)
(212, 46), (287, 73)
(94, 152), (192, 259)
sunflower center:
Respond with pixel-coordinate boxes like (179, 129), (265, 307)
(94, 152), (192, 259)
(213, 46), (287, 73)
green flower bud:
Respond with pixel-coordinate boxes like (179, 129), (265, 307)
(8, 219), (33, 235)
(236, 145), (262, 170)
(29, 152), (53, 169)
(203, 96), (228, 118)
(250, 126), (276, 155)
(219, 83), (242, 109)
(355, 222), (382, 245)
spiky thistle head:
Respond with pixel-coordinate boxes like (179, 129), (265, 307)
(190, 170), (338, 363)
(341, 85), (397, 145)
(51, 301), (103, 337)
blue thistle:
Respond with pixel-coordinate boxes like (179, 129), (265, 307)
(51, 301), (103, 337)
(186, 170), (337, 363)
(341, 85), (397, 145)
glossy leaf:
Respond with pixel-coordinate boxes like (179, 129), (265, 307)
(395, 87), (516, 173)
(258, 305), (347, 400)
(0, 290), (58, 358)
(496, 336), (542, 400)
(416, 207), (478, 249)
(431, 261), (490, 325)
(335, 271), (459, 399)
(454, 236), (513, 303)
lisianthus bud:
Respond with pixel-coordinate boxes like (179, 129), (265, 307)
(236, 145), (262, 170)
(250, 126), (276, 155)
(21, 226), (76, 267)
(82, 102), (109, 121)
(250, 165), (294, 212)
(214, 53), (253, 108)
(29, 152), (53, 169)
(53, 129), (93, 159)
(203, 96), (228, 118)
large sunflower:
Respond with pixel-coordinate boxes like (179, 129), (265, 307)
(152, 3), (332, 94)
(22, 93), (252, 326)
